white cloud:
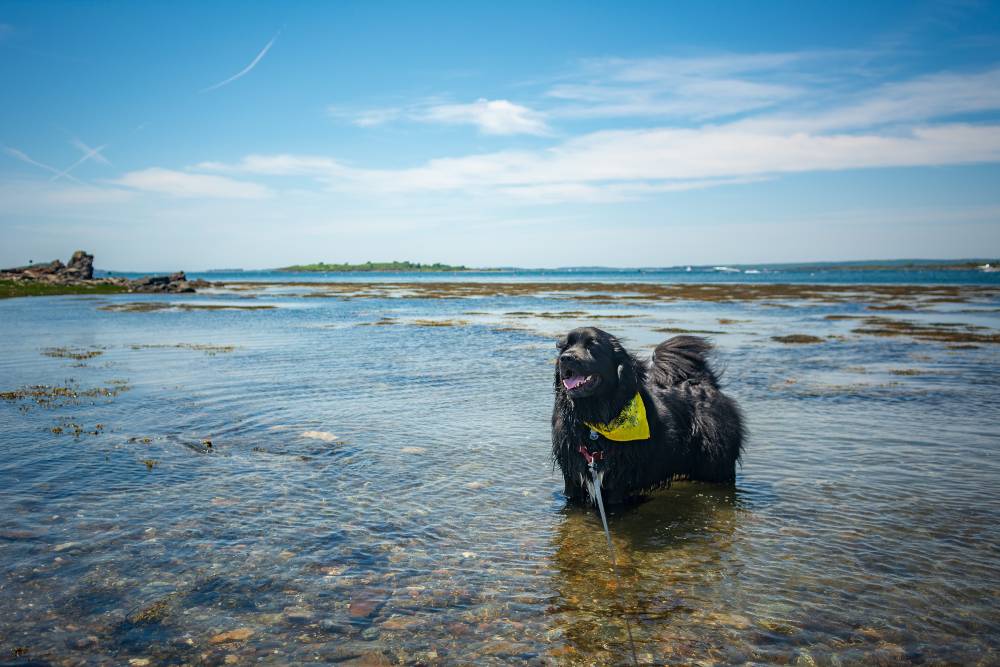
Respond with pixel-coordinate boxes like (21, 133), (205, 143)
(329, 98), (549, 135)
(354, 108), (403, 127)
(199, 121), (1000, 204)
(179, 59), (1000, 204)
(196, 154), (346, 175)
(0, 180), (133, 213)
(418, 98), (549, 135)
(111, 168), (272, 199)
(327, 105), (407, 127)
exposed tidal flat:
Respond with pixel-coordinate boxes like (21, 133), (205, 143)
(1, 277), (999, 665)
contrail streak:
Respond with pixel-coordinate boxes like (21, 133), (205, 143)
(50, 140), (110, 181)
(202, 32), (279, 93)
(2, 145), (84, 184)
(72, 138), (110, 165)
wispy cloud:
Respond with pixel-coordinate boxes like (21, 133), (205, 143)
(197, 154), (346, 175)
(202, 31), (279, 93)
(111, 168), (272, 199)
(2, 145), (84, 184)
(739, 66), (1000, 133)
(330, 98), (550, 135)
(343, 107), (404, 128)
(418, 99), (550, 135)
(546, 52), (813, 121)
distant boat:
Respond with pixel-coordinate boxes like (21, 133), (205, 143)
(685, 266), (692, 272)
(979, 263), (998, 272)
(713, 266), (741, 273)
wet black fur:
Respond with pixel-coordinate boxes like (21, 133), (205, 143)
(552, 327), (745, 505)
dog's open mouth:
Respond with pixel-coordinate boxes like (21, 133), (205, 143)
(562, 374), (595, 391)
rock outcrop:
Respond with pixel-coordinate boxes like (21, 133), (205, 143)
(0, 251), (206, 293)
(65, 250), (94, 280)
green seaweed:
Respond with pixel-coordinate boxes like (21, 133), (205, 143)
(0, 279), (127, 299)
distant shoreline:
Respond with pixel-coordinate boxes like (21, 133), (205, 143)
(251, 259), (997, 274)
(274, 261), (496, 273)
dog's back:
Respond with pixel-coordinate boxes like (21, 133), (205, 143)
(649, 336), (745, 483)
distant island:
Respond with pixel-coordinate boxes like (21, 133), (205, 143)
(276, 261), (474, 272)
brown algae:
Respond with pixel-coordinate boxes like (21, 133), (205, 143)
(772, 335), (825, 344)
(851, 317), (1000, 344)
(41, 346), (105, 360)
(0, 380), (130, 408)
(100, 302), (276, 312)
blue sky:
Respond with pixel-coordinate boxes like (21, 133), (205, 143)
(2, 1), (999, 270)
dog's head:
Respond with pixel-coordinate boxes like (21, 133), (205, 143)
(555, 327), (634, 400)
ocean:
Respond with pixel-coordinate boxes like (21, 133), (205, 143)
(1, 268), (998, 664)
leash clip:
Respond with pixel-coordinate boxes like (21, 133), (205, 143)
(577, 445), (604, 469)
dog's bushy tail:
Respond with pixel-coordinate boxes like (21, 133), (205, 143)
(652, 335), (744, 479)
(650, 335), (719, 387)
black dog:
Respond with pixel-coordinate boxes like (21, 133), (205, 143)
(552, 327), (744, 505)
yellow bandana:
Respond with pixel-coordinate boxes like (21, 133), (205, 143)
(584, 392), (650, 442)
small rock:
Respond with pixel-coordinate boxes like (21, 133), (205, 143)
(795, 651), (818, 667)
(283, 605), (313, 623)
(67, 635), (99, 650)
(318, 619), (352, 635)
(53, 541), (80, 552)
(345, 650), (391, 665)
(0, 529), (38, 540)
(380, 614), (423, 631)
(209, 628), (254, 644)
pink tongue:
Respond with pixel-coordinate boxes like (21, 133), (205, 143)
(563, 375), (586, 390)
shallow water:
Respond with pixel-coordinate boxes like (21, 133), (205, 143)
(1, 285), (999, 666)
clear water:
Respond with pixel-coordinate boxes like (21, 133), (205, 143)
(1, 282), (998, 665)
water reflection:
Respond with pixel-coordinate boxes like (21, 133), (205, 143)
(548, 484), (745, 664)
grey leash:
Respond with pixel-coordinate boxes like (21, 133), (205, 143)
(583, 455), (640, 666)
